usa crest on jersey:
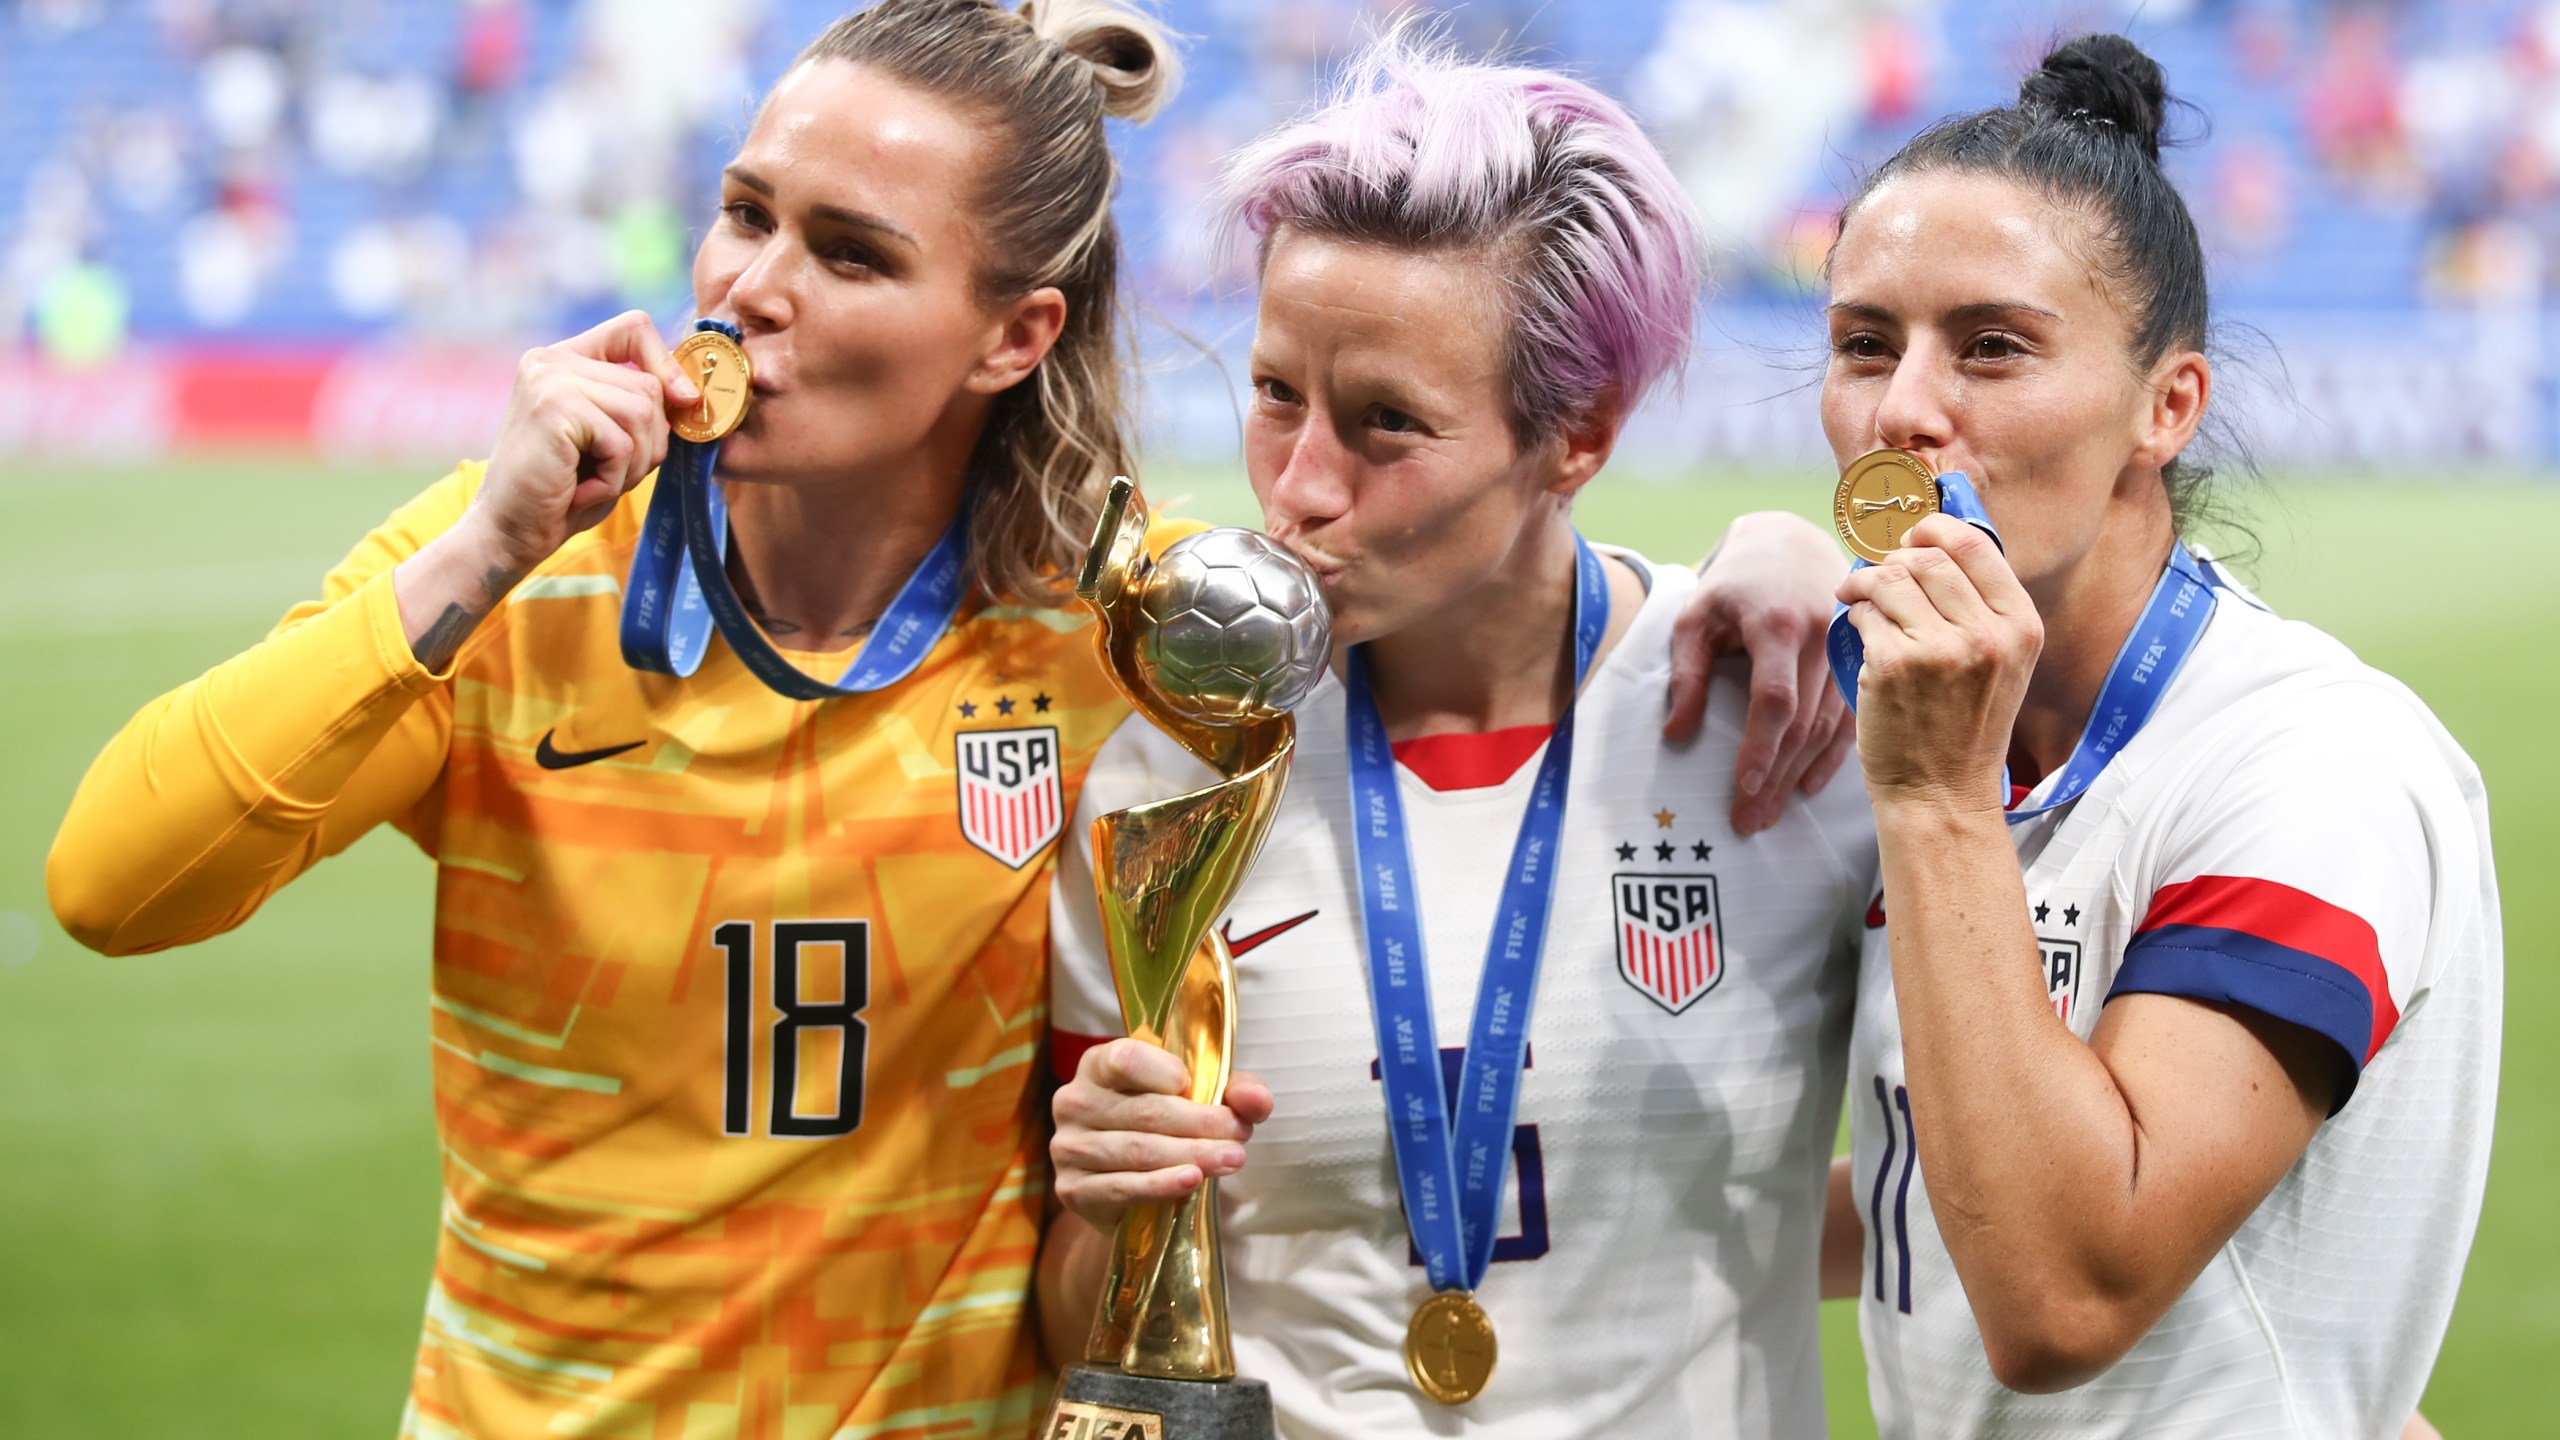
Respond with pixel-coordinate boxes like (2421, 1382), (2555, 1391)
(1613, 872), (1725, 1013)
(2040, 936), (2084, 1024)
(956, 725), (1063, 869)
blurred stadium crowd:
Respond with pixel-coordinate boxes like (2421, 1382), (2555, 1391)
(3, 0), (2554, 465)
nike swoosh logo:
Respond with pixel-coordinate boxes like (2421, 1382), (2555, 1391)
(535, 730), (646, 770)
(1221, 910), (1319, 957)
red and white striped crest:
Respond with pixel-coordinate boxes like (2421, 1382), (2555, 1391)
(956, 725), (1064, 870)
(2041, 937), (2084, 1025)
(1613, 872), (1725, 1014)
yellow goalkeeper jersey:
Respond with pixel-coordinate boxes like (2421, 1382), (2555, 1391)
(48, 463), (1192, 1440)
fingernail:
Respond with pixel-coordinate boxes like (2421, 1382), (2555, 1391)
(1740, 765), (1768, 796)
(1215, 1145), (1247, 1172)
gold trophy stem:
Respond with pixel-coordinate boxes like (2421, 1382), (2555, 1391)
(1087, 929), (1240, 1376)
(1081, 746), (1286, 1379)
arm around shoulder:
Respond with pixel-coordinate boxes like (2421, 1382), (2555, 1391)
(1668, 511), (1855, 833)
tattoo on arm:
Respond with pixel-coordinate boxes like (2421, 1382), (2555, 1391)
(412, 562), (523, 671)
(413, 603), (478, 670)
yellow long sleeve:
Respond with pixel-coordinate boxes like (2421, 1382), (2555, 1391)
(46, 465), (484, 955)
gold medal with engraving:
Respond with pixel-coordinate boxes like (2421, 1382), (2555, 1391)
(1405, 1291), (1497, 1405)
(671, 329), (753, 443)
(1832, 448), (1940, 563)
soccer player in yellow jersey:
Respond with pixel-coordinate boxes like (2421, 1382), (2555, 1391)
(44, 3), (1851, 1438)
(52, 4), (1188, 1436)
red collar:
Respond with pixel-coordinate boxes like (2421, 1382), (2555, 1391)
(1391, 725), (1557, 792)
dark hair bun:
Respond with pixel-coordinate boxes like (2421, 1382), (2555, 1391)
(2019, 33), (2168, 160)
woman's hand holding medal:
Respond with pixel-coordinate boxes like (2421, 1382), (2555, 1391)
(1836, 512), (2044, 814)
(474, 309), (704, 574)
(392, 310), (702, 670)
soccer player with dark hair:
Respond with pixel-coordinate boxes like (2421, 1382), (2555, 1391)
(1818, 34), (2497, 1439)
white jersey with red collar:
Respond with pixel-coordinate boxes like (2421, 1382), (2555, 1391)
(1051, 552), (1877, 1439)
(1850, 563), (2502, 1439)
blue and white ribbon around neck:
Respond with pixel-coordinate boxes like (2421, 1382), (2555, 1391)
(1823, 470), (2221, 823)
(1346, 533), (1609, 1294)
(618, 318), (971, 702)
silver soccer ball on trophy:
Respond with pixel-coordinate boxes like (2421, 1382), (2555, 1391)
(1135, 529), (1332, 723)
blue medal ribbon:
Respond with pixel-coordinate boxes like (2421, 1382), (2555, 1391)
(1823, 470), (2220, 822)
(2002, 543), (2217, 820)
(1347, 534), (1609, 1294)
(1822, 469), (2001, 718)
(619, 318), (972, 701)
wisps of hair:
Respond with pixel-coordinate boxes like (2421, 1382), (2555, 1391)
(1214, 27), (1703, 448)
(798, 0), (1178, 605)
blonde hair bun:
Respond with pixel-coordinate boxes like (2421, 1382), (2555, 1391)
(1022, 0), (1181, 121)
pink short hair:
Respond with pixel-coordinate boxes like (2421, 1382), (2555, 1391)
(1216, 31), (1704, 446)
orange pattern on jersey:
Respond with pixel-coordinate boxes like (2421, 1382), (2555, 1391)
(394, 468), (1184, 1440)
(53, 460), (1197, 1440)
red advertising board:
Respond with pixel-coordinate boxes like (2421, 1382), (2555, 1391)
(0, 347), (515, 461)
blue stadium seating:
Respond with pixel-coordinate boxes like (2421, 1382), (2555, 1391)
(0, 0), (2510, 341)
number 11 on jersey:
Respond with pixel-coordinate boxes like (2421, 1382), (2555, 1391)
(716, 920), (872, 1139)
(1870, 1075), (1916, 1314)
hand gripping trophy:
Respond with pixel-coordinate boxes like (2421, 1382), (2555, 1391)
(1043, 478), (1330, 1440)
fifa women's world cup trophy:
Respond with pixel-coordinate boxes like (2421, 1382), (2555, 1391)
(1043, 478), (1330, 1440)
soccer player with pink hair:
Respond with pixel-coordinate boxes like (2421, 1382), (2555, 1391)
(1041, 34), (1873, 1436)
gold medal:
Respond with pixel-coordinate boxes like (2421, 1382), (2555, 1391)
(1832, 448), (1940, 563)
(671, 329), (753, 443)
(1404, 1292), (1497, 1405)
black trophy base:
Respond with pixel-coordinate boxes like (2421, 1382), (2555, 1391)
(1042, 1364), (1276, 1440)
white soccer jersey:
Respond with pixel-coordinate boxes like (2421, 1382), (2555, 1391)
(1051, 553), (1878, 1439)
(1850, 561), (2502, 1440)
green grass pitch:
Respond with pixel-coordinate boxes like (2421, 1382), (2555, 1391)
(0, 459), (2550, 1436)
